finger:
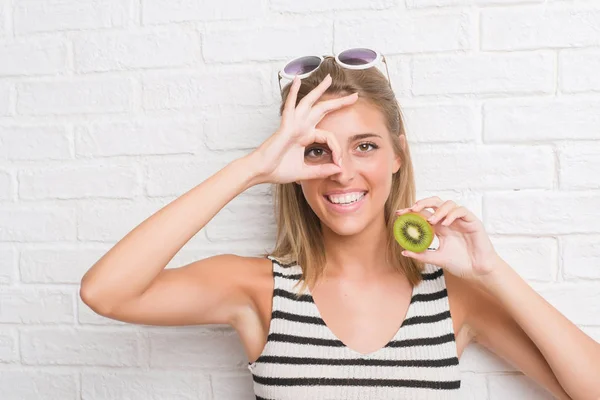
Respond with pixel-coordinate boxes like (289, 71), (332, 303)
(313, 128), (343, 167)
(297, 74), (332, 110)
(402, 249), (440, 265)
(308, 92), (359, 126)
(394, 208), (434, 220)
(411, 196), (445, 212)
(427, 201), (456, 225)
(302, 163), (342, 180)
(441, 206), (475, 226)
(282, 75), (301, 119)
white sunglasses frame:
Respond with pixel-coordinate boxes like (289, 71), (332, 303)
(277, 48), (391, 94)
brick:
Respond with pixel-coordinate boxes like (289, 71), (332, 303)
(482, 4), (600, 51)
(204, 23), (332, 63)
(457, 372), (487, 400)
(0, 206), (76, 241)
(142, 0), (262, 25)
(76, 200), (208, 245)
(0, 169), (11, 201)
(562, 235), (600, 280)
(412, 144), (554, 191)
(0, 82), (10, 115)
(0, 39), (66, 76)
(14, 0), (128, 35)
(484, 98), (600, 142)
(74, 28), (199, 73)
(403, 103), (479, 143)
(407, 0), (544, 7)
(211, 372), (255, 400)
(0, 125), (70, 161)
(0, 371), (77, 400)
(0, 328), (18, 362)
(0, 1), (6, 38)
(0, 288), (73, 323)
(81, 372), (210, 400)
(415, 190), (482, 220)
(413, 53), (554, 96)
(142, 71), (269, 110)
(204, 198), (276, 241)
(149, 329), (247, 368)
(560, 48), (600, 93)
(490, 237), (556, 282)
(489, 374), (556, 400)
(558, 143), (600, 189)
(19, 165), (139, 200)
(75, 119), (203, 157)
(16, 78), (133, 116)
(146, 159), (228, 198)
(0, 245), (16, 285)
(335, 13), (471, 54)
(537, 285), (600, 325)
(20, 246), (109, 284)
(272, 0), (395, 12)
(21, 328), (141, 366)
(460, 342), (516, 372)
(205, 109), (279, 150)
(484, 192), (600, 235)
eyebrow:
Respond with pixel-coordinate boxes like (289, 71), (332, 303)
(348, 133), (382, 142)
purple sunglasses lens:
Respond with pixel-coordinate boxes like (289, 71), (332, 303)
(284, 56), (322, 76)
(338, 48), (377, 66)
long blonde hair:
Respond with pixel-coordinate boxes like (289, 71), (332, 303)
(260, 56), (424, 294)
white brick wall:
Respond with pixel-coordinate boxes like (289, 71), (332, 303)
(0, 0), (598, 399)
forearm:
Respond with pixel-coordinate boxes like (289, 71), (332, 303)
(477, 257), (600, 400)
(80, 154), (265, 312)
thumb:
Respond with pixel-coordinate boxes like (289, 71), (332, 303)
(402, 249), (434, 263)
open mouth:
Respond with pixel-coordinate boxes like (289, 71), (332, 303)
(323, 191), (368, 206)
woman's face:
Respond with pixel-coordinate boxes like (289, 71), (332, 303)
(297, 96), (402, 236)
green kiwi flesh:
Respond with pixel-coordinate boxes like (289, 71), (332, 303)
(393, 212), (434, 253)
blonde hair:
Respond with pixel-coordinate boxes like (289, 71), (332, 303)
(260, 56), (424, 294)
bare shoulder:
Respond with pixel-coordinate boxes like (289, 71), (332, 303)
(218, 255), (274, 330)
(220, 255), (274, 361)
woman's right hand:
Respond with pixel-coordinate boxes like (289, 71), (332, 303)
(251, 73), (359, 185)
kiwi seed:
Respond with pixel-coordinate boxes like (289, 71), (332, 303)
(393, 212), (434, 253)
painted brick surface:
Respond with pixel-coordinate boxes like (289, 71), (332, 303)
(1, 1), (598, 399)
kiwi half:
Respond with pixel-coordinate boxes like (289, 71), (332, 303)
(393, 212), (434, 253)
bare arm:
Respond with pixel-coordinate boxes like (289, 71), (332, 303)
(80, 154), (266, 325)
(472, 257), (600, 400)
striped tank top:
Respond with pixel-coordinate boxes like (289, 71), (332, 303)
(248, 255), (461, 399)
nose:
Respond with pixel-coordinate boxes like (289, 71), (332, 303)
(331, 154), (355, 183)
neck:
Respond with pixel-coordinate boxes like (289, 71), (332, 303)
(321, 212), (396, 279)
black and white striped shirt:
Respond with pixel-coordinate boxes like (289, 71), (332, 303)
(248, 255), (461, 399)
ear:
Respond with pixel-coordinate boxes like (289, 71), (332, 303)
(399, 134), (407, 152)
(393, 135), (406, 174)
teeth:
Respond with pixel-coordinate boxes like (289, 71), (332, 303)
(327, 192), (366, 205)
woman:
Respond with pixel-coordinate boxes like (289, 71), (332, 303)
(80, 50), (600, 399)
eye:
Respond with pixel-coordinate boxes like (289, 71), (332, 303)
(358, 142), (379, 152)
(305, 142), (379, 158)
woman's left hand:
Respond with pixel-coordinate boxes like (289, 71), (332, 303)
(396, 196), (501, 281)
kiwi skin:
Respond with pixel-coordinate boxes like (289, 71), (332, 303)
(393, 212), (434, 253)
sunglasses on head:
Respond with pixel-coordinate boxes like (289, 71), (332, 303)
(277, 47), (391, 95)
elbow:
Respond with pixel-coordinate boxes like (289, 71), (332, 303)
(79, 281), (115, 317)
